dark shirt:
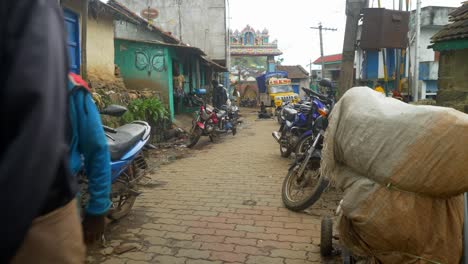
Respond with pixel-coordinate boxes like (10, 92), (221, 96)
(0, 0), (70, 261)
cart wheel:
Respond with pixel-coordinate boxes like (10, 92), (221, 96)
(320, 217), (333, 256)
(342, 248), (353, 264)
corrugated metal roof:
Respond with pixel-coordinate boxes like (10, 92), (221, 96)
(431, 2), (468, 43)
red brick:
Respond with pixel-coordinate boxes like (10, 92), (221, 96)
(226, 218), (255, 225)
(244, 215), (273, 221)
(210, 251), (247, 262)
(262, 210), (290, 216)
(165, 232), (194, 241)
(201, 242), (235, 252)
(171, 210), (194, 215)
(236, 208), (262, 215)
(176, 249), (211, 259)
(270, 249), (307, 259)
(245, 232), (278, 240)
(193, 211), (219, 217)
(257, 240), (292, 249)
(253, 206), (279, 211)
(207, 222), (235, 230)
(181, 221), (208, 228)
(194, 235), (226, 243)
(235, 225), (265, 233)
(273, 216), (302, 223)
(225, 237), (257, 246)
(265, 227), (297, 235)
(214, 229), (246, 238)
(211, 207), (237, 213)
(255, 221), (284, 228)
(234, 245), (269, 256)
(187, 227), (216, 235)
(219, 213), (244, 219)
(284, 223), (319, 230)
(178, 215), (202, 221)
(154, 218), (182, 225)
(199, 216), (227, 223)
(277, 235), (312, 243)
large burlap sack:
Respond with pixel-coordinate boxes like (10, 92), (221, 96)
(333, 166), (464, 264)
(321, 87), (468, 197)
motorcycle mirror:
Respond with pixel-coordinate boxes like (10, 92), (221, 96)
(100, 104), (128, 117)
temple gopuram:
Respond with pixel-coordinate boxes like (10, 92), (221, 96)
(230, 25), (283, 101)
(230, 25), (282, 72)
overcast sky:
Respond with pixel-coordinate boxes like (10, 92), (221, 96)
(228, 0), (462, 70)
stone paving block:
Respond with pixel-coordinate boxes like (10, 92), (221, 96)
(210, 251), (247, 262)
(152, 255), (186, 264)
(270, 249), (308, 259)
(176, 249), (211, 259)
(246, 255), (285, 264)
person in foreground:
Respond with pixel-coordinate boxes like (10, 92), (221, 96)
(0, 0), (83, 263)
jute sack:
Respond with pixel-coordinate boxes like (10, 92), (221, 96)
(333, 166), (463, 264)
(321, 87), (468, 197)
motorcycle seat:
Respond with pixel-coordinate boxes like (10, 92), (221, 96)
(216, 110), (227, 118)
(107, 123), (147, 161)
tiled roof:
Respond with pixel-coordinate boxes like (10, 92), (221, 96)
(431, 2), (468, 43)
(276, 65), (309, 79)
(313, 54), (342, 64)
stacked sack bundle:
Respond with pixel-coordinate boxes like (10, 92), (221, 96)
(321, 87), (468, 263)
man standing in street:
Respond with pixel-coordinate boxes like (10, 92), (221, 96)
(0, 1), (85, 263)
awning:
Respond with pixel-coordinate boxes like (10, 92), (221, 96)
(201, 56), (228, 72)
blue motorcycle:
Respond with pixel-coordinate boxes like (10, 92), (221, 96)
(272, 88), (329, 158)
(80, 105), (153, 220)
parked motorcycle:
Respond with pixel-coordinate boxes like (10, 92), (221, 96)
(219, 104), (240, 136)
(187, 101), (219, 148)
(272, 86), (332, 158)
(281, 79), (335, 211)
(79, 105), (153, 220)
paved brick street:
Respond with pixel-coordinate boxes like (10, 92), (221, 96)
(89, 113), (340, 264)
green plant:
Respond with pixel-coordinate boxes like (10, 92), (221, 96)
(126, 98), (169, 125)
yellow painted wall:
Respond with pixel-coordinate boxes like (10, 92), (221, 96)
(87, 13), (116, 81)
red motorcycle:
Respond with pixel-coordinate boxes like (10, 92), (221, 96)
(187, 99), (219, 148)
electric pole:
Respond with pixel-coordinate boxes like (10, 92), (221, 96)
(338, 0), (369, 98)
(310, 23), (337, 80)
(413, 0), (421, 102)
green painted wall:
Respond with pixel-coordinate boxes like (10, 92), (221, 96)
(115, 39), (174, 120)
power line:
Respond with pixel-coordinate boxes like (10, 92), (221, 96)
(310, 23), (337, 80)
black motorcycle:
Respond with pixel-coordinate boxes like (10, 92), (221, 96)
(281, 79), (336, 211)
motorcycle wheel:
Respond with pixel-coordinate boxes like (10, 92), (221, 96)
(320, 217), (334, 256)
(108, 165), (138, 220)
(281, 158), (329, 211)
(187, 127), (202, 148)
(295, 135), (314, 158)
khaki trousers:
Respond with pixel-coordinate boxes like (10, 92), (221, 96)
(11, 199), (86, 264)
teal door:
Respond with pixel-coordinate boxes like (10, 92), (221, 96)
(64, 9), (80, 74)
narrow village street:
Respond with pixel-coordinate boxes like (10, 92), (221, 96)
(88, 111), (340, 264)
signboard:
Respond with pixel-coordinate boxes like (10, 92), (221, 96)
(140, 8), (159, 20)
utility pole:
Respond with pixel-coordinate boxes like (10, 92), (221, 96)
(338, 0), (369, 98)
(413, 0), (421, 102)
(395, 0), (404, 93)
(311, 23), (337, 80)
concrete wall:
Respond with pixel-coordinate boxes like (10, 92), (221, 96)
(419, 6), (455, 28)
(437, 49), (468, 112)
(115, 39), (174, 118)
(114, 20), (164, 43)
(87, 12), (115, 81)
(117, 0), (227, 64)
